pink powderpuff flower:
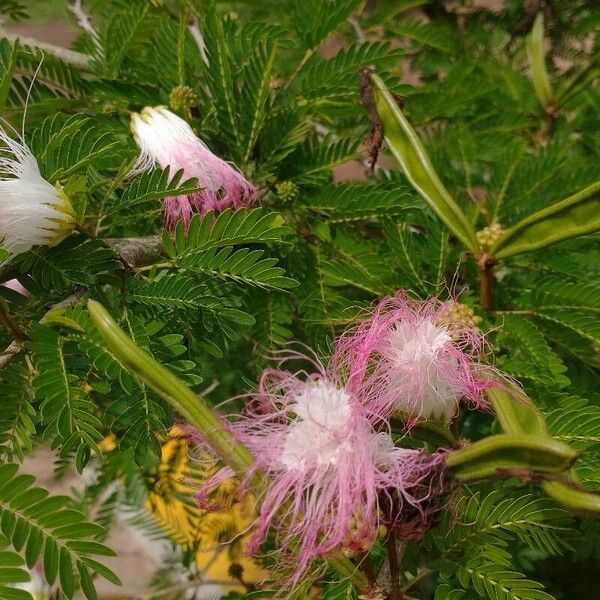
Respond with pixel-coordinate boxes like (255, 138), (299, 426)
(332, 292), (494, 425)
(191, 358), (446, 585)
(130, 106), (256, 229)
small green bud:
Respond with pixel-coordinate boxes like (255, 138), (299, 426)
(476, 221), (505, 252)
(169, 85), (198, 113)
(275, 180), (299, 201)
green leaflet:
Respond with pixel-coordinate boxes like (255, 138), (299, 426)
(525, 14), (553, 108)
(491, 180), (600, 258)
(446, 434), (577, 481)
(0, 38), (19, 112)
(370, 73), (480, 253)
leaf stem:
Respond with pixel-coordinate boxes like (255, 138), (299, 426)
(284, 48), (315, 90)
(401, 568), (433, 593)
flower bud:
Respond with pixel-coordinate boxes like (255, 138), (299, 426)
(168, 85), (198, 113)
(130, 106), (256, 228)
(275, 180), (299, 202)
(476, 221), (505, 252)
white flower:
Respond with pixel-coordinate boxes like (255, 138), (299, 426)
(0, 126), (76, 259)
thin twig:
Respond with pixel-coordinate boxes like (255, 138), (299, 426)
(0, 342), (20, 370)
(0, 299), (25, 342)
(401, 568), (433, 593)
(284, 48), (316, 90)
(67, 0), (103, 57)
(348, 16), (367, 43)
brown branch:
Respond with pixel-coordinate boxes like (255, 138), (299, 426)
(0, 25), (91, 71)
(358, 551), (377, 588)
(104, 235), (164, 268)
(0, 235), (164, 283)
(0, 300), (25, 342)
(478, 256), (496, 312)
(0, 341), (20, 370)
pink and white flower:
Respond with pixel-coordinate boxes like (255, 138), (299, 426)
(332, 292), (493, 424)
(193, 359), (445, 584)
(130, 107), (256, 228)
(0, 125), (76, 260)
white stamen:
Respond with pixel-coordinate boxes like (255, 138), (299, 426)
(280, 380), (353, 471)
(389, 319), (459, 420)
(0, 128), (75, 259)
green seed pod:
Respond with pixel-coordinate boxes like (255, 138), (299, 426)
(446, 434), (577, 482)
(487, 386), (548, 437)
(542, 480), (600, 518)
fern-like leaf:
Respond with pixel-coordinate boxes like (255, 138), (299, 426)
(0, 464), (120, 600)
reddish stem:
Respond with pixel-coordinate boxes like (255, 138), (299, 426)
(479, 256), (495, 312)
(386, 534), (401, 600)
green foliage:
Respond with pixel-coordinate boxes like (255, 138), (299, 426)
(0, 463), (119, 599)
(0, 0), (598, 598)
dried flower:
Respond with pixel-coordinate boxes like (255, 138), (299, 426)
(0, 126), (76, 260)
(332, 292), (492, 424)
(130, 106), (256, 228)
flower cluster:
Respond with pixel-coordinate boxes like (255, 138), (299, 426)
(332, 292), (493, 425)
(193, 292), (495, 584)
